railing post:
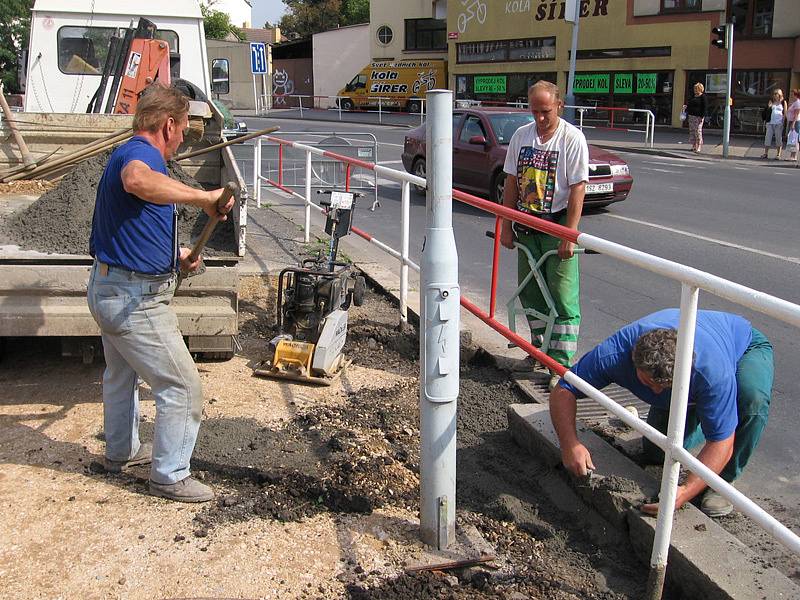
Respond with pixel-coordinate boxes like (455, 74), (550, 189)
(489, 215), (502, 319)
(646, 283), (699, 600)
(650, 110), (655, 148)
(400, 181), (411, 323)
(378, 97), (383, 124)
(278, 143), (283, 187)
(253, 137), (262, 208)
(420, 89), (459, 550)
(579, 108), (584, 130)
(298, 95), (304, 117)
(304, 149), (312, 243)
(420, 98), (425, 125)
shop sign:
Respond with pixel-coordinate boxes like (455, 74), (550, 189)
(573, 74), (609, 94)
(614, 73), (633, 94)
(474, 75), (507, 94)
(705, 73), (727, 94)
(637, 73), (657, 94)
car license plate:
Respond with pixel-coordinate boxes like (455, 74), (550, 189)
(586, 182), (613, 194)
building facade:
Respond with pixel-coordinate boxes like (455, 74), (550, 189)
(370, 0), (800, 131)
(313, 24), (370, 108)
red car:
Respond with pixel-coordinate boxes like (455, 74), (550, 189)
(401, 107), (633, 208)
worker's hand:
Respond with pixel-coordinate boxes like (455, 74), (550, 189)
(561, 442), (595, 477)
(179, 247), (202, 273)
(558, 239), (575, 259)
(500, 221), (515, 249)
(640, 485), (689, 516)
(203, 188), (233, 221)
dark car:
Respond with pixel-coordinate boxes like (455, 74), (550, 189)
(401, 107), (633, 208)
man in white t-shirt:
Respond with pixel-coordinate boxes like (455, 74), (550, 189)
(501, 81), (589, 388)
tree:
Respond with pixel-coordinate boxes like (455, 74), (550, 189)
(200, 3), (244, 41)
(0, 0), (33, 93)
(278, 0), (369, 40)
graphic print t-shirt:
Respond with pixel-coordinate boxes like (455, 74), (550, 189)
(503, 119), (589, 214)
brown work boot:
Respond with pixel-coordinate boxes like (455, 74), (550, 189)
(104, 442), (152, 473)
(149, 477), (215, 503)
(700, 487), (734, 518)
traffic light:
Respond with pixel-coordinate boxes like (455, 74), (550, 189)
(712, 25), (727, 50)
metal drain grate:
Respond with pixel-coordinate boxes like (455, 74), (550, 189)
(513, 373), (649, 421)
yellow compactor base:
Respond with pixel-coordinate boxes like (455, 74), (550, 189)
(253, 339), (333, 386)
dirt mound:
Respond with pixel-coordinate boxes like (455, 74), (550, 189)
(2, 151), (236, 256)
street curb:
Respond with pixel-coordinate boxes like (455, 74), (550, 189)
(508, 403), (799, 600)
(256, 186), (800, 599)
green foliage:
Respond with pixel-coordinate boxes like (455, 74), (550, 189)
(279, 0), (369, 39)
(201, 4), (244, 41)
(0, 0), (32, 93)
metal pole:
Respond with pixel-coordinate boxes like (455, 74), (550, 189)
(646, 283), (699, 600)
(378, 97), (383, 124)
(722, 23), (734, 158)
(400, 181), (411, 324)
(564, 0), (581, 125)
(419, 89), (459, 550)
(256, 137), (262, 207)
(298, 95), (304, 117)
(252, 73), (258, 115)
(304, 150), (312, 243)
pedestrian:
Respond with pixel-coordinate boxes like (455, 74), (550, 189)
(87, 84), (232, 503)
(501, 80), (589, 390)
(786, 88), (800, 163)
(549, 308), (773, 518)
(761, 88), (787, 160)
(683, 82), (708, 153)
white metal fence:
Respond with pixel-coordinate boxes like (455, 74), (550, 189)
(249, 100), (799, 597)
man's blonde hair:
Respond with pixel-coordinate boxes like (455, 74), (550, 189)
(132, 84), (190, 133)
(528, 80), (561, 103)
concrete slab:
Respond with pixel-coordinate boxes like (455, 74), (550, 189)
(508, 403), (800, 600)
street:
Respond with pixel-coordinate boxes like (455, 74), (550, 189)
(237, 115), (799, 518)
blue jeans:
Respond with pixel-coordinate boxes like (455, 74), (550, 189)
(87, 262), (203, 484)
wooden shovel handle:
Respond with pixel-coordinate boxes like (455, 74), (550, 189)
(187, 181), (238, 263)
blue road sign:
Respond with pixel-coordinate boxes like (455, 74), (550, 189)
(250, 42), (267, 74)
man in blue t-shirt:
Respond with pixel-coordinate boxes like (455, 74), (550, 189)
(87, 85), (233, 503)
(549, 309), (773, 518)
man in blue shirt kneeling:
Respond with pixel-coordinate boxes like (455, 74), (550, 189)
(549, 309), (773, 518)
(87, 84), (233, 503)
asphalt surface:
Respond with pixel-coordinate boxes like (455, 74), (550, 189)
(234, 115), (800, 520)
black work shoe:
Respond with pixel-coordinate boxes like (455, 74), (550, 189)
(104, 442), (152, 473)
(149, 477), (215, 503)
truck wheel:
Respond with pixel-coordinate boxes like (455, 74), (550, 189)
(407, 99), (421, 114)
(491, 171), (506, 203)
(341, 98), (354, 111)
(412, 158), (426, 195)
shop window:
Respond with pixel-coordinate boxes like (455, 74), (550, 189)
(376, 25), (393, 46)
(457, 37), (555, 64)
(454, 73), (556, 106)
(405, 18), (446, 51)
(660, 0), (700, 11)
(729, 0), (773, 38)
(575, 47), (671, 60)
(57, 26), (115, 74)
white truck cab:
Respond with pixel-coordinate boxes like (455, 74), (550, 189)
(24, 0), (211, 113)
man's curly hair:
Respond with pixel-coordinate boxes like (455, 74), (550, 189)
(632, 328), (677, 385)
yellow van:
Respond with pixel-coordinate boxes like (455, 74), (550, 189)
(337, 60), (446, 113)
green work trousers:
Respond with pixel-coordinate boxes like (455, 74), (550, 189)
(642, 328), (773, 483)
(515, 224), (580, 367)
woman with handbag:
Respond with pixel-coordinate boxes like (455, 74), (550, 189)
(761, 89), (788, 160)
(683, 83), (708, 153)
(786, 88), (800, 164)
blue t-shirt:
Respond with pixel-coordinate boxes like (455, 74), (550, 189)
(90, 136), (178, 275)
(559, 309), (752, 441)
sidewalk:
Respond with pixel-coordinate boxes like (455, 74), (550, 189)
(236, 106), (800, 166)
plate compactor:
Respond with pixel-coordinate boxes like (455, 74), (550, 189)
(254, 191), (366, 385)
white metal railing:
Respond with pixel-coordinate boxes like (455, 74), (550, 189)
(566, 104), (656, 148)
(249, 107), (799, 597)
(260, 94), (427, 124)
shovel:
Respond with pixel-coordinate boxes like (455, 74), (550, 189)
(177, 181), (238, 287)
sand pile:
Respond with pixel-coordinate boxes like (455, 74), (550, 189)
(1, 151), (237, 257)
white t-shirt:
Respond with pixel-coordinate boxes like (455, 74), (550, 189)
(503, 118), (589, 215)
(769, 102), (785, 125)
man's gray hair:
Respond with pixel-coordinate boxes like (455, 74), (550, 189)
(632, 328), (677, 384)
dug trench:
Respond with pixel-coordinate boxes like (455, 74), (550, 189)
(85, 276), (661, 599)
